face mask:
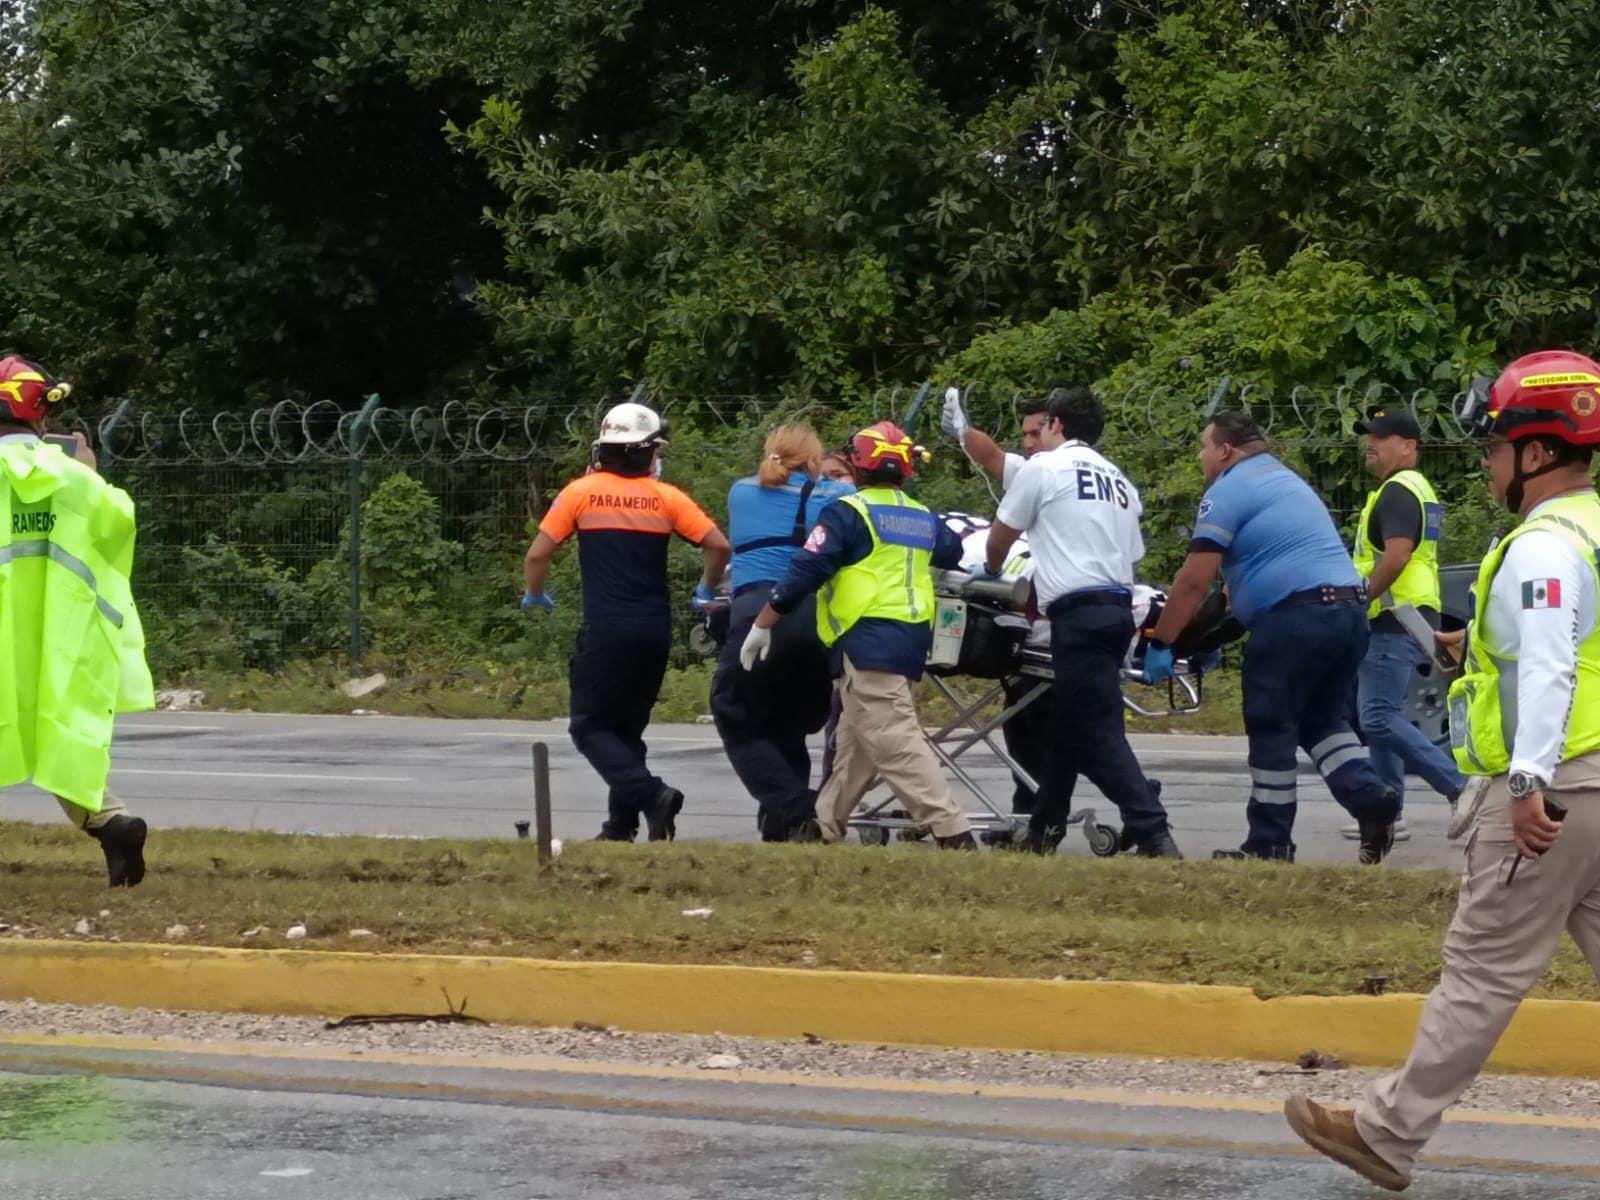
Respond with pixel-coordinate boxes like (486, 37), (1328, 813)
(652, 457), (663, 480)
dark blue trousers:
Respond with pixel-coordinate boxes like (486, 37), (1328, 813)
(1030, 601), (1170, 844)
(710, 586), (834, 839)
(569, 621), (670, 838)
(1238, 601), (1399, 856)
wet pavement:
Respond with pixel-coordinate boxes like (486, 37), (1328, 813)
(0, 712), (1461, 867)
(1, 1043), (1595, 1199)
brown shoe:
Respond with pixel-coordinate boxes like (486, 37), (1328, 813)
(1284, 1095), (1409, 1191)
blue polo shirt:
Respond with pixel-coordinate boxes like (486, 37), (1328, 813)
(1192, 453), (1361, 627)
(727, 471), (855, 590)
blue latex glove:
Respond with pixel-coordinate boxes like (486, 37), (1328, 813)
(1192, 648), (1222, 674)
(691, 581), (718, 612)
(969, 562), (1002, 581)
(1143, 644), (1175, 684)
(521, 590), (555, 611)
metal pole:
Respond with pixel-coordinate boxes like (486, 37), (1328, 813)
(348, 393), (381, 665)
(532, 741), (553, 866)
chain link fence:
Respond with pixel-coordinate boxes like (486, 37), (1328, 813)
(56, 377), (1493, 678)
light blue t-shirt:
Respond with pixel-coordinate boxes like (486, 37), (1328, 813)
(1192, 454), (1361, 627)
(727, 470), (855, 590)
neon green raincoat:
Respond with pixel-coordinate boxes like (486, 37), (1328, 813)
(0, 438), (154, 810)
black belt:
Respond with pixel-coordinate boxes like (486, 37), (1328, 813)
(1045, 588), (1131, 618)
(1274, 584), (1368, 611)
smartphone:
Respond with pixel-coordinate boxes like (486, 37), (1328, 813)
(42, 433), (79, 451)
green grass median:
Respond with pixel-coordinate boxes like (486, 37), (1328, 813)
(3, 821), (1595, 1001)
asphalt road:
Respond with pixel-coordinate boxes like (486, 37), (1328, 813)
(0, 711), (1462, 867)
(1, 1043), (1593, 1199)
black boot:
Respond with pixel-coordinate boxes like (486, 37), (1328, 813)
(1358, 820), (1395, 865)
(643, 786), (684, 842)
(1358, 788), (1399, 865)
(935, 831), (979, 851)
(91, 815), (147, 887)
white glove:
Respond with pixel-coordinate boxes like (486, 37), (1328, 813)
(940, 386), (971, 442)
(739, 624), (773, 671)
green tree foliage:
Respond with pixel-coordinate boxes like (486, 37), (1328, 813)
(458, 8), (1105, 398)
(0, 0), (497, 407)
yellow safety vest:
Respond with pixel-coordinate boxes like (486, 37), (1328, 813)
(815, 488), (938, 647)
(1352, 469), (1443, 618)
(1448, 491), (1600, 776)
(0, 439), (154, 810)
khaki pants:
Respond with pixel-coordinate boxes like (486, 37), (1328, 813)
(814, 656), (970, 841)
(1357, 753), (1600, 1176)
(56, 789), (128, 833)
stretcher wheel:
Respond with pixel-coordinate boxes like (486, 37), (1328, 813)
(1086, 822), (1120, 857)
(857, 826), (890, 847)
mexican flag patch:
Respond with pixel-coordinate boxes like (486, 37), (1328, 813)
(1522, 578), (1562, 609)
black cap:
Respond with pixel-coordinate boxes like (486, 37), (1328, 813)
(1354, 406), (1422, 441)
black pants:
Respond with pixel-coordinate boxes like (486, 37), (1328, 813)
(1001, 673), (1052, 815)
(569, 621), (671, 838)
(1030, 600), (1169, 844)
(710, 586), (834, 839)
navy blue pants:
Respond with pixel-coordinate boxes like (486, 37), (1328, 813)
(569, 622), (670, 838)
(1030, 601), (1169, 844)
(1239, 601), (1399, 856)
(1001, 673), (1052, 815)
(711, 586), (834, 839)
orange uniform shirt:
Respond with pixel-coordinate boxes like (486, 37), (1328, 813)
(540, 470), (716, 626)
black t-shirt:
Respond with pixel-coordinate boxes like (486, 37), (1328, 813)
(1367, 479), (1434, 634)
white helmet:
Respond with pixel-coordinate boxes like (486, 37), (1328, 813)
(595, 402), (668, 446)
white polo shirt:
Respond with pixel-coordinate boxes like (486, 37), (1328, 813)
(995, 440), (1144, 609)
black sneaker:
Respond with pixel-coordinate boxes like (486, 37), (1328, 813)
(91, 815), (147, 887)
(1015, 825), (1064, 855)
(593, 824), (636, 842)
(1358, 819), (1395, 865)
(936, 831), (979, 851)
(644, 786), (684, 842)
(1134, 829), (1184, 859)
(1213, 844), (1296, 863)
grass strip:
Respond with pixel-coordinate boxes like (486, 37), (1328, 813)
(3, 822), (1594, 1001)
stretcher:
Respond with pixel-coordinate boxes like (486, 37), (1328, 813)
(691, 513), (1235, 853)
(846, 574), (1208, 853)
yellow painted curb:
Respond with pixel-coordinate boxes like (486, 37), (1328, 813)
(2, 940), (1597, 1078)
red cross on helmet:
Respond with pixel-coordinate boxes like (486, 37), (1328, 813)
(1460, 349), (1600, 446)
(0, 355), (71, 425)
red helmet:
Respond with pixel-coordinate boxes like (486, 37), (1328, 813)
(847, 421), (927, 481)
(1460, 350), (1600, 445)
(0, 355), (71, 424)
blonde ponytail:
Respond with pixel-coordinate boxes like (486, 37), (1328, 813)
(758, 423), (824, 487)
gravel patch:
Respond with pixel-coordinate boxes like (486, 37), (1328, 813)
(4, 998), (1600, 1120)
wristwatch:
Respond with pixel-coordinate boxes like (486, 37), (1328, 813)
(1508, 770), (1541, 799)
